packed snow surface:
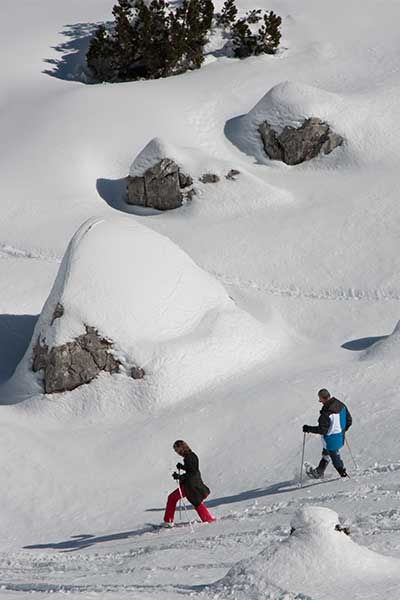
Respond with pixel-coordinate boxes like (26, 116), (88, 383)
(214, 507), (400, 598)
(1, 0), (400, 598)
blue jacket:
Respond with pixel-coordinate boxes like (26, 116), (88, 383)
(307, 398), (352, 451)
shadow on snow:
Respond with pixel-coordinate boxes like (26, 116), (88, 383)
(43, 22), (110, 82)
(341, 335), (388, 351)
(96, 178), (161, 216)
(0, 314), (38, 385)
(23, 478), (334, 552)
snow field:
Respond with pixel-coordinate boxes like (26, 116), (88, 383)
(1, 0), (400, 598)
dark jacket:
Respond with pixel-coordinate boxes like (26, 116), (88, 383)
(308, 397), (352, 451)
(178, 452), (210, 507)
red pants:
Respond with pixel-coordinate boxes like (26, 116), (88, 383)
(164, 486), (214, 523)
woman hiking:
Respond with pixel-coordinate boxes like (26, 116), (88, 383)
(163, 440), (215, 527)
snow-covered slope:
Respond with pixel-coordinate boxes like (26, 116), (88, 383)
(7, 215), (278, 413)
(214, 507), (400, 599)
(1, 0), (400, 598)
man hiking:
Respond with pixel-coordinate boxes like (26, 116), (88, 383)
(303, 388), (352, 479)
(163, 440), (215, 527)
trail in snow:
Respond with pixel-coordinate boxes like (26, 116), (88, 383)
(1, 464), (400, 598)
(0, 243), (61, 263)
(212, 271), (400, 303)
(2, 239), (399, 304)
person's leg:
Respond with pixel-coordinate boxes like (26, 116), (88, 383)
(316, 449), (330, 477)
(329, 450), (347, 476)
(164, 486), (186, 523)
(195, 503), (215, 523)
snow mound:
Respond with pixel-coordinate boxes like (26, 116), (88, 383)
(363, 320), (400, 360)
(225, 81), (346, 165)
(9, 215), (279, 414)
(210, 506), (400, 599)
(129, 136), (226, 180)
(129, 137), (183, 177)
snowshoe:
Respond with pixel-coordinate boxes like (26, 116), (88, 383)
(306, 464), (324, 479)
(337, 468), (349, 478)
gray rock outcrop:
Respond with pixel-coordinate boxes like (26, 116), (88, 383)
(259, 117), (343, 165)
(32, 325), (120, 394)
(199, 173), (220, 184)
(127, 159), (193, 210)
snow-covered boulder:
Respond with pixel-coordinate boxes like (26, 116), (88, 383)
(259, 117), (343, 165)
(212, 506), (400, 599)
(127, 138), (193, 210)
(225, 81), (346, 165)
(11, 215), (278, 409)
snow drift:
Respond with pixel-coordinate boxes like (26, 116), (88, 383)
(7, 215), (278, 413)
(363, 320), (400, 361)
(129, 136), (233, 181)
(225, 81), (347, 166)
(210, 506), (400, 599)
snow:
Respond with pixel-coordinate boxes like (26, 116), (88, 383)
(1, 0), (400, 598)
(363, 320), (400, 361)
(225, 81), (347, 164)
(7, 215), (279, 412)
(129, 137), (194, 178)
(213, 507), (400, 599)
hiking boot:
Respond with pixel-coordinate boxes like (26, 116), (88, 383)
(337, 468), (349, 478)
(306, 465), (324, 479)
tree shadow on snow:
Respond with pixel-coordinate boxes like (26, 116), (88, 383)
(43, 22), (111, 82)
(341, 335), (388, 351)
(0, 314), (38, 385)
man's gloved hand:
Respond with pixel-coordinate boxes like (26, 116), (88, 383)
(303, 425), (312, 433)
(176, 463), (184, 471)
(172, 472), (180, 480)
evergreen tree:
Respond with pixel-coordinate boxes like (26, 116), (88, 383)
(256, 11), (282, 55)
(86, 0), (281, 82)
(231, 9), (282, 58)
(245, 9), (261, 24)
(140, 0), (171, 78)
(112, 0), (137, 78)
(86, 25), (117, 81)
(184, 0), (214, 70)
(231, 18), (256, 58)
(216, 0), (237, 29)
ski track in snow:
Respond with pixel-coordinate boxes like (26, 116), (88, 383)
(0, 243), (61, 264)
(1, 242), (399, 304)
(212, 271), (400, 303)
(1, 464), (399, 597)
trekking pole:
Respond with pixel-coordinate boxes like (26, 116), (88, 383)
(298, 433), (307, 488)
(178, 467), (182, 522)
(345, 438), (359, 470)
(177, 469), (195, 534)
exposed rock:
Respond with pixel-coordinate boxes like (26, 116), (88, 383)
(226, 169), (240, 180)
(131, 366), (145, 380)
(127, 158), (192, 211)
(200, 173), (220, 184)
(178, 171), (193, 188)
(32, 326), (120, 394)
(259, 117), (343, 165)
(51, 303), (64, 325)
